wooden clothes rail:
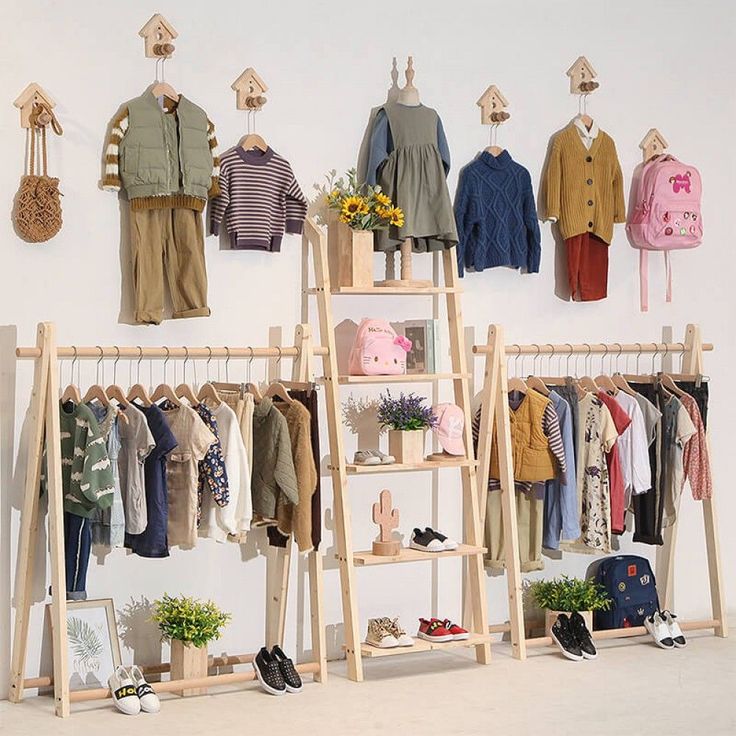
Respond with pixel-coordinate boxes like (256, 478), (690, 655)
(472, 323), (727, 660)
(9, 322), (328, 718)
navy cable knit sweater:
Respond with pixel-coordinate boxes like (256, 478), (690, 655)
(454, 150), (541, 276)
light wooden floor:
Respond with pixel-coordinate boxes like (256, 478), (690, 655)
(3, 629), (735, 735)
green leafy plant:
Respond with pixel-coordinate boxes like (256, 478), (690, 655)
(151, 594), (231, 648)
(528, 575), (612, 612)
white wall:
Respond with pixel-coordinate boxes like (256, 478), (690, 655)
(1, 0), (734, 692)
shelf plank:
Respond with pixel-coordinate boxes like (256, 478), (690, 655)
(352, 544), (486, 566)
(343, 458), (476, 474)
(360, 633), (491, 658)
(330, 286), (461, 295)
(336, 373), (470, 385)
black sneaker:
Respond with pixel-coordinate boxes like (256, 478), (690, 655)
(569, 611), (597, 659)
(271, 645), (303, 693)
(550, 614), (584, 661)
(252, 646), (286, 695)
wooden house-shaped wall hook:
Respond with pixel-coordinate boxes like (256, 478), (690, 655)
(232, 68), (268, 110)
(14, 83), (55, 128)
(476, 85), (510, 125)
(640, 128), (669, 161)
(567, 56), (599, 93)
(139, 13), (178, 58)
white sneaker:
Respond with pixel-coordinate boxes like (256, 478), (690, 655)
(425, 527), (459, 551)
(409, 528), (444, 552)
(109, 665), (141, 715)
(365, 618), (399, 648)
(644, 611), (675, 649)
(380, 617), (414, 647)
(129, 665), (160, 713)
(662, 610), (687, 648)
(353, 450), (381, 465)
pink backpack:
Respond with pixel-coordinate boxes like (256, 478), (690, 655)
(626, 154), (702, 311)
(348, 318), (412, 376)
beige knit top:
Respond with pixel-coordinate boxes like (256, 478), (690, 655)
(544, 123), (626, 244)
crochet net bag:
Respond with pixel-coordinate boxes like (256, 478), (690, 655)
(13, 103), (63, 243)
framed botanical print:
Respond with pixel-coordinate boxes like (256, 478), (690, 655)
(57, 598), (122, 691)
(392, 320), (438, 374)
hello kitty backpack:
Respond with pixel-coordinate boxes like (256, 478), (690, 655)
(626, 154), (703, 311)
(348, 318), (412, 376)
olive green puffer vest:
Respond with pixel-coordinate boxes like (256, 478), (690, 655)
(490, 388), (556, 482)
(120, 91), (212, 201)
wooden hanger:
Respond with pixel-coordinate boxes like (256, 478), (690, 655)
(150, 349), (181, 407)
(526, 375), (549, 396)
(106, 347), (129, 408)
(239, 133), (268, 151)
(81, 347), (112, 407)
(61, 383), (81, 405)
(265, 380), (295, 405)
(595, 373), (618, 395)
(612, 372), (638, 397)
(658, 372), (687, 398)
(507, 376), (528, 394)
(127, 347), (152, 406)
(174, 349), (199, 405)
(151, 80), (179, 103)
(197, 381), (221, 407)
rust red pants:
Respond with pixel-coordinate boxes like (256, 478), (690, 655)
(565, 232), (609, 301)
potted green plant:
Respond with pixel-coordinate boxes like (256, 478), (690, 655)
(152, 594), (231, 696)
(377, 391), (436, 464)
(323, 168), (404, 288)
(528, 575), (612, 638)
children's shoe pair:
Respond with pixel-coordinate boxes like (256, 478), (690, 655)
(353, 449), (395, 465)
(645, 610), (687, 649)
(365, 617), (414, 648)
(550, 612), (597, 661)
(252, 646), (303, 696)
(109, 665), (160, 715)
(410, 527), (458, 552)
(417, 617), (469, 642)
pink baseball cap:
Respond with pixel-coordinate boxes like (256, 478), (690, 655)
(432, 403), (465, 456)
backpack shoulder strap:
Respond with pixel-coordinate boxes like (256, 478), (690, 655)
(640, 250), (649, 312)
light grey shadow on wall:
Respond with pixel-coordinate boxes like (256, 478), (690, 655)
(117, 596), (162, 676)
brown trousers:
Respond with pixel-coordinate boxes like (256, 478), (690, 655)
(565, 232), (609, 301)
(130, 207), (210, 325)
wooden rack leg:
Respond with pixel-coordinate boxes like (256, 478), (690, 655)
(43, 324), (70, 717)
(702, 497), (728, 637)
(443, 250), (490, 664)
(266, 542), (292, 649)
(308, 551), (328, 681)
(308, 226), (364, 681)
(8, 324), (51, 703)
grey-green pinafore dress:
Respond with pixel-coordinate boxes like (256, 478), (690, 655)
(375, 103), (458, 253)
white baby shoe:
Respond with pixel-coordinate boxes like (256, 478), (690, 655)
(644, 611), (675, 650)
(661, 610), (687, 648)
(109, 665), (141, 715)
(129, 664), (160, 713)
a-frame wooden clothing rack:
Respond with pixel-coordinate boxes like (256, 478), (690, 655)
(472, 323), (727, 659)
(302, 217), (491, 681)
(9, 322), (328, 718)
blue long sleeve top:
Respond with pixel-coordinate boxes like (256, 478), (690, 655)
(365, 108), (451, 187)
(454, 150), (541, 276)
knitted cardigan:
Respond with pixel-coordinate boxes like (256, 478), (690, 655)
(251, 397), (299, 521)
(543, 123), (625, 243)
(454, 150), (541, 276)
(275, 401), (317, 551)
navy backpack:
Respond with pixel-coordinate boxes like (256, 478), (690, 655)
(593, 555), (659, 630)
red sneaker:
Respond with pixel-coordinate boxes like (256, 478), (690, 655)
(443, 619), (469, 640)
(417, 618), (454, 642)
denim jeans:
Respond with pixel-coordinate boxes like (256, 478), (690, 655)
(64, 512), (91, 600)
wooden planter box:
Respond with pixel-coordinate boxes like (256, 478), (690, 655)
(170, 639), (208, 696)
(544, 609), (593, 639)
(327, 216), (374, 288)
(388, 429), (425, 464)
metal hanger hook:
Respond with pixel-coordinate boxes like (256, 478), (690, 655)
(182, 346), (190, 383)
(113, 346), (121, 385)
(96, 345), (104, 385)
(635, 342), (642, 375)
(225, 346), (231, 382)
(136, 346), (143, 382)
(651, 343), (659, 374)
(531, 344), (541, 376)
(163, 346), (171, 383)
(613, 342), (623, 373)
(584, 343), (592, 375)
(601, 343), (609, 374)
(205, 346), (213, 382)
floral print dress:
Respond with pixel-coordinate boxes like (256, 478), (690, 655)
(575, 393), (618, 552)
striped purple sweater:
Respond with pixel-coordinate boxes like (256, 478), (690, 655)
(210, 147), (307, 251)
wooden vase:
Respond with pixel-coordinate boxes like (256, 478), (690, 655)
(544, 609), (594, 639)
(327, 216), (374, 288)
(388, 429), (425, 465)
(170, 639), (209, 696)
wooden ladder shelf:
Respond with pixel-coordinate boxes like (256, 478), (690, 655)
(302, 217), (491, 680)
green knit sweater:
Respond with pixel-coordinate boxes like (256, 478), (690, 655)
(251, 397), (299, 520)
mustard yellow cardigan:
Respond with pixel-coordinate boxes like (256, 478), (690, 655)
(544, 123), (626, 244)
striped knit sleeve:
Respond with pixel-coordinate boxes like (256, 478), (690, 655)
(284, 172), (307, 234)
(210, 155), (230, 236)
(207, 119), (221, 198)
(542, 402), (566, 475)
(102, 108), (129, 191)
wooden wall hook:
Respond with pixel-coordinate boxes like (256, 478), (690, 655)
(567, 55), (599, 94)
(476, 85), (510, 126)
(139, 13), (178, 58)
(640, 128), (669, 162)
(232, 68), (268, 111)
(14, 83), (55, 129)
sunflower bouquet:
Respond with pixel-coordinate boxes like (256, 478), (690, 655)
(325, 168), (404, 230)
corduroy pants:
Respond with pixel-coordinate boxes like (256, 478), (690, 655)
(565, 232), (609, 301)
(130, 207), (210, 324)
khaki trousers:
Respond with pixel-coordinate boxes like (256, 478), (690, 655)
(130, 207), (210, 325)
(485, 487), (544, 573)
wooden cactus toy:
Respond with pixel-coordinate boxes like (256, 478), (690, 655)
(372, 489), (400, 556)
